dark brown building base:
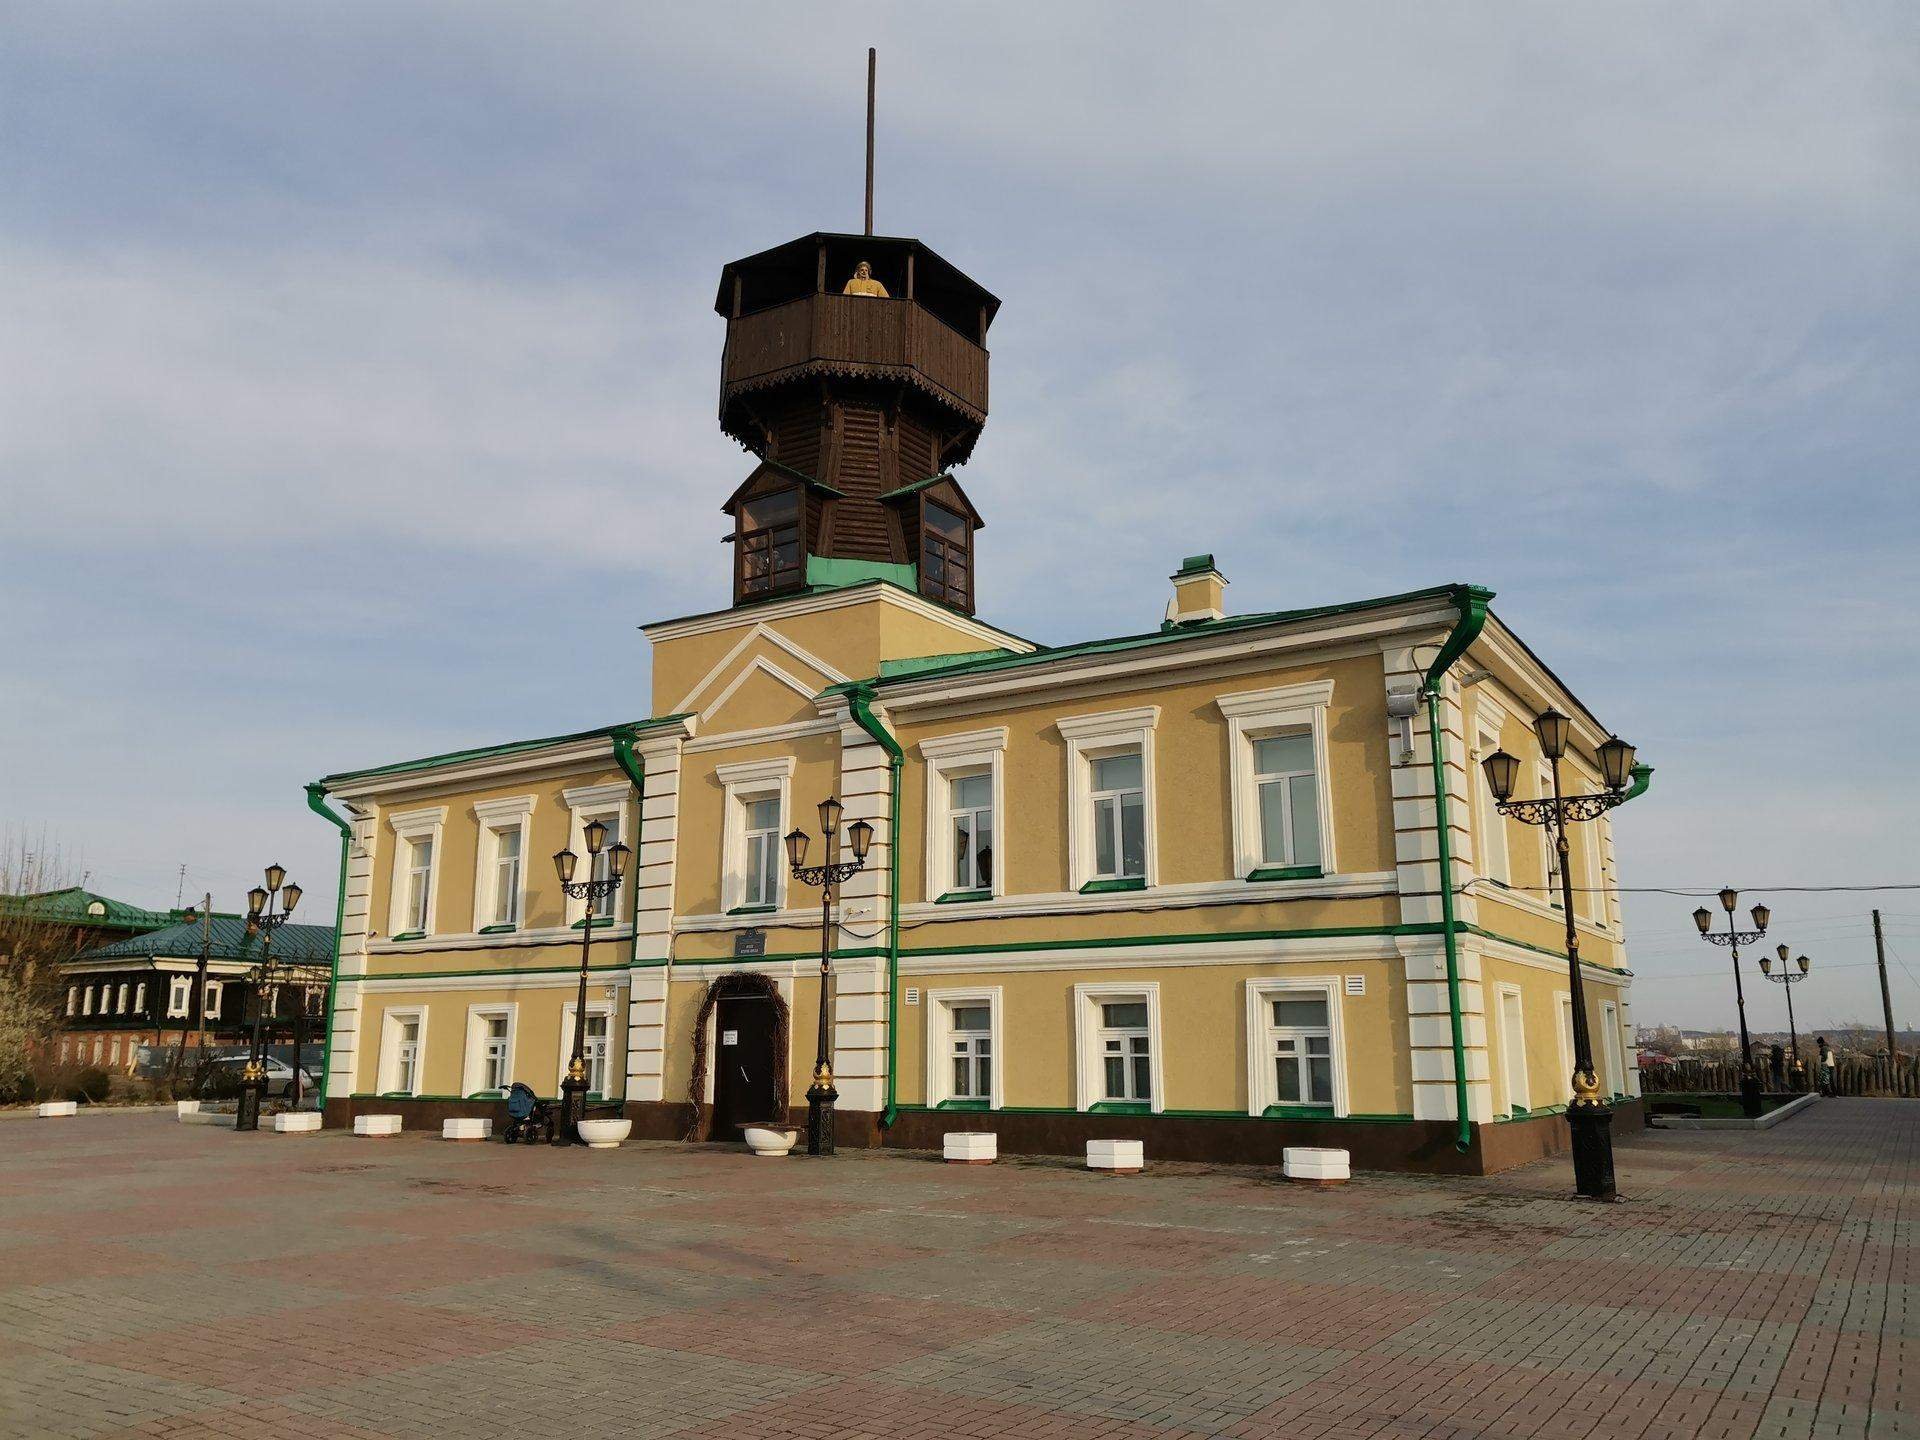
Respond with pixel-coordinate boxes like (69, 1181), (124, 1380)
(322, 1095), (1644, 1176)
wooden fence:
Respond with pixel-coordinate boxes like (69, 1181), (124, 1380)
(1641, 1056), (1920, 1098)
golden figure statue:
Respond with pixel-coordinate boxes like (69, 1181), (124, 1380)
(842, 260), (889, 298)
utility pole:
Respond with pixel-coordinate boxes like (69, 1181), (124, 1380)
(1874, 908), (1898, 1059)
(172, 894), (212, 1077)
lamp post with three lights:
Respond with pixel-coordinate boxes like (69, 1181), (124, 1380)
(236, 865), (301, 1132)
(1759, 944), (1812, 1087)
(552, 820), (631, 1144)
(1481, 709), (1637, 1201)
(1692, 889), (1770, 1118)
(783, 797), (874, 1157)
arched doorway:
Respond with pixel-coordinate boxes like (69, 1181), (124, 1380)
(689, 972), (789, 1142)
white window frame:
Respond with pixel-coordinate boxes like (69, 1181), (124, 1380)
(1495, 982), (1530, 1116)
(1473, 715), (1511, 886)
(471, 795), (536, 933)
(920, 727), (1009, 901)
(557, 998), (619, 1099)
(1537, 763), (1562, 908)
(202, 980), (223, 1019)
(1218, 682), (1336, 880)
(1058, 707), (1160, 891)
(116, 982), (129, 1013)
(562, 782), (634, 926)
(713, 758), (793, 914)
(1600, 999), (1625, 1098)
(167, 976), (191, 1018)
(386, 806), (448, 938)
(134, 982), (145, 1013)
(462, 1003), (518, 1097)
(66, 986), (77, 1017)
(1557, 991), (1575, 1106)
(1243, 976), (1348, 1116)
(377, 1006), (427, 1096)
(83, 986), (94, 1016)
(924, 985), (1004, 1110)
(1073, 981), (1164, 1113)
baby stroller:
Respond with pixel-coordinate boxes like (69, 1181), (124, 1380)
(501, 1081), (554, 1144)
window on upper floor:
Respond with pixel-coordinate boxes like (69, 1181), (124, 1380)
(1253, 733), (1320, 872)
(134, 982), (145, 1013)
(948, 773), (994, 893)
(736, 487), (804, 599)
(116, 982), (129, 1014)
(1539, 763), (1563, 908)
(168, 977), (190, 1018)
(741, 798), (780, 909)
(715, 759), (792, 915)
(82, 986), (94, 1016)
(920, 727), (1008, 903)
(920, 500), (971, 610)
(1218, 681), (1335, 882)
(1474, 719), (1511, 886)
(492, 826), (522, 926)
(1090, 754), (1146, 882)
(386, 806), (447, 939)
(406, 838), (434, 931)
(588, 812), (623, 920)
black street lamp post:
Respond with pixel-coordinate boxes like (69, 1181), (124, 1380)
(1693, 889), (1770, 1118)
(1482, 711), (1638, 1202)
(236, 865), (301, 1132)
(1760, 945), (1812, 1086)
(552, 820), (631, 1145)
(783, 798), (874, 1157)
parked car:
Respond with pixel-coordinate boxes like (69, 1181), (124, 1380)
(196, 1055), (317, 1100)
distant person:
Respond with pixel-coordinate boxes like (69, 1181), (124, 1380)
(1817, 1037), (1835, 1095)
(1769, 1042), (1785, 1089)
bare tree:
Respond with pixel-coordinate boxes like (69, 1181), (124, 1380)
(0, 835), (79, 1099)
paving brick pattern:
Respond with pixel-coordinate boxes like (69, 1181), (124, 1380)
(0, 1100), (1914, 1438)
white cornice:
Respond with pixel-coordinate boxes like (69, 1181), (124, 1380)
(643, 584), (1035, 655)
(879, 601), (1461, 717)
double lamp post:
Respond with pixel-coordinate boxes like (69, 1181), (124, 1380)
(1482, 709), (1637, 1202)
(1760, 944), (1812, 1086)
(1692, 889), (1770, 1117)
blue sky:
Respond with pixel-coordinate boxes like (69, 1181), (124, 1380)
(3, 4), (1917, 1029)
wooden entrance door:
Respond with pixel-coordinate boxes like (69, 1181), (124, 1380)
(711, 993), (780, 1141)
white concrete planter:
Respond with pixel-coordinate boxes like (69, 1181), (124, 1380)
(576, 1117), (632, 1150)
(443, 1117), (492, 1141)
(944, 1132), (997, 1165)
(1086, 1138), (1143, 1173)
(743, 1125), (798, 1157)
(354, 1114), (403, 1137)
(1283, 1146), (1350, 1184)
(176, 1100), (201, 1117)
(273, 1112), (322, 1134)
(38, 1101), (77, 1118)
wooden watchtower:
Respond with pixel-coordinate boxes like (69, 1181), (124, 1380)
(714, 232), (998, 613)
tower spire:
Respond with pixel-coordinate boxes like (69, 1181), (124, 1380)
(864, 47), (876, 236)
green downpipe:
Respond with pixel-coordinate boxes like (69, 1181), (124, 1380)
(305, 783), (353, 1109)
(1622, 762), (1653, 803)
(845, 682), (905, 1126)
(1422, 584), (1493, 1153)
(610, 725), (647, 1105)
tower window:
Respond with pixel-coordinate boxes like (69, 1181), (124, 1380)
(921, 500), (971, 609)
(737, 488), (804, 598)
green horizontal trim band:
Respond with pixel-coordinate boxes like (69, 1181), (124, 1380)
(1089, 1101), (1150, 1115)
(1079, 877), (1147, 895)
(1262, 1103), (1337, 1119)
(934, 1098), (991, 1111)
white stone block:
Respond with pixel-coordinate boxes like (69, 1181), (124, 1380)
(944, 1132), (997, 1164)
(176, 1100), (201, 1116)
(273, 1111), (322, 1133)
(37, 1101), (77, 1117)
(442, 1117), (491, 1141)
(1284, 1146), (1351, 1183)
(354, 1113), (402, 1137)
(1086, 1138), (1143, 1173)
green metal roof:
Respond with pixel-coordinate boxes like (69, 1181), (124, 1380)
(0, 888), (178, 933)
(863, 582), (1483, 691)
(317, 714), (690, 789)
(71, 915), (336, 966)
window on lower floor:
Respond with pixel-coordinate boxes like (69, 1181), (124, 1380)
(584, 1013), (610, 1097)
(168, 977), (191, 1018)
(1497, 988), (1530, 1115)
(1098, 1001), (1153, 1104)
(480, 1015), (511, 1092)
(396, 1019), (422, 1095)
(203, 981), (223, 1019)
(948, 1004), (992, 1103)
(1267, 994), (1335, 1107)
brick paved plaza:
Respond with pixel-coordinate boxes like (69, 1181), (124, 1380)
(1, 1102), (1914, 1440)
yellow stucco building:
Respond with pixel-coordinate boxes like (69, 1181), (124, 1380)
(309, 231), (1649, 1172)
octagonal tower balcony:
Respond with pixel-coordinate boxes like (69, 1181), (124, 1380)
(715, 233), (997, 466)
